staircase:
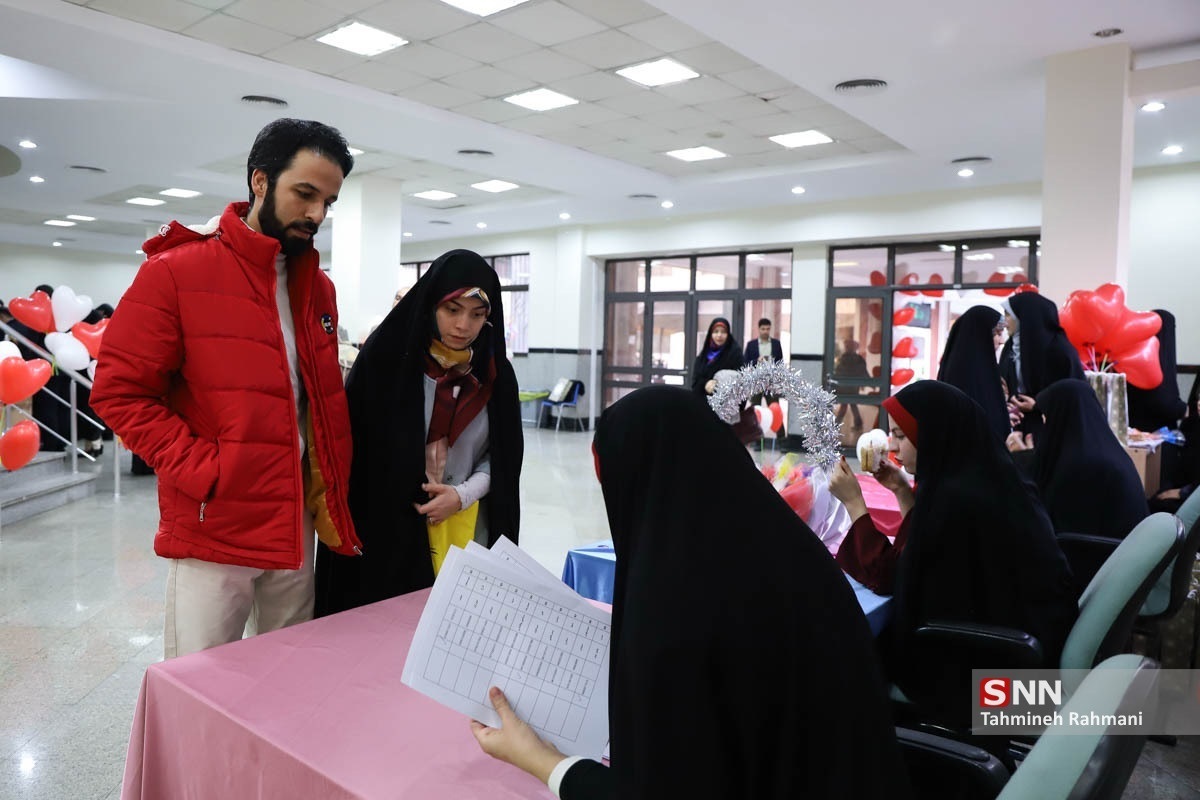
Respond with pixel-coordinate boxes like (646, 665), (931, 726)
(0, 451), (99, 527)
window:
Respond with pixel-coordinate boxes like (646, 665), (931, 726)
(401, 253), (530, 356)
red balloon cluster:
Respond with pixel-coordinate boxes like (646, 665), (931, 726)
(984, 272), (1030, 297)
(1058, 283), (1163, 389)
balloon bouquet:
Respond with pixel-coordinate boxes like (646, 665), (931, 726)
(1, 286), (108, 470)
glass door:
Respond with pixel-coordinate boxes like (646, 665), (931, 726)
(825, 289), (890, 445)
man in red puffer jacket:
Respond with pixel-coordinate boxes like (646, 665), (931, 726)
(92, 119), (362, 658)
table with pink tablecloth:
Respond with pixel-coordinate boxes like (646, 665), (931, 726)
(120, 588), (558, 800)
(856, 473), (904, 538)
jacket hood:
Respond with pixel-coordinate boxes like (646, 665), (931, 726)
(142, 201), (257, 257)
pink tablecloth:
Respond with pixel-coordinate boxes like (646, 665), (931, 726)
(856, 473), (903, 538)
(121, 589), (557, 799)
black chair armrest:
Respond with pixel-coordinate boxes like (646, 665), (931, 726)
(1057, 532), (1121, 597)
(915, 620), (1045, 669)
(895, 726), (1009, 800)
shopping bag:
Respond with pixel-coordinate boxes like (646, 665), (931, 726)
(1086, 370), (1129, 445)
(427, 502), (480, 575)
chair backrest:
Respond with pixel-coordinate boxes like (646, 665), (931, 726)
(1140, 488), (1200, 619)
(997, 654), (1158, 800)
(1060, 513), (1181, 689)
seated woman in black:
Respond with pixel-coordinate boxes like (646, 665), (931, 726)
(937, 305), (1010, 443)
(470, 386), (908, 800)
(1033, 379), (1148, 539)
(830, 381), (1076, 721)
(691, 317), (742, 398)
(1152, 376), (1200, 513)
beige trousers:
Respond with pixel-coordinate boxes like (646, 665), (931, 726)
(163, 512), (316, 659)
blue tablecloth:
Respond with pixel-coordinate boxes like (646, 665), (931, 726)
(562, 540), (893, 635)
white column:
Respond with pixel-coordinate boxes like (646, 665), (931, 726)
(329, 175), (405, 343)
(1040, 43), (1134, 303)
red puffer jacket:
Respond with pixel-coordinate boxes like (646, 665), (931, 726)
(91, 202), (360, 569)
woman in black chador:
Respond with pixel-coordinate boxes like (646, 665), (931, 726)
(470, 386), (909, 800)
(999, 292), (1085, 441)
(314, 249), (522, 616)
(937, 305), (1010, 443)
(691, 317), (742, 398)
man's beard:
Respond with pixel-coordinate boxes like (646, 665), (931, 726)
(259, 184), (318, 257)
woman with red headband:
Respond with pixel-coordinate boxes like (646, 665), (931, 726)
(830, 381), (1075, 720)
(315, 249), (523, 615)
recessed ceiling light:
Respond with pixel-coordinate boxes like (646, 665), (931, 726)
(660, 200), (674, 209)
(476, 222), (488, 229)
(44, 219), (75, 227)
(965, 253), (995, 261)
(471, 179), (519, 193)
(1007, 239), (1030, 248)
(66, 215), (96, 222)
(412, 190), (458, 201)
(435, 0), (530, 15)
(126, 197), (166, 206)
(616, 58), (699, 88)
(832, 261), (859, 267)
(52, 241), (62, 247)
(29, 175), (44, 183)
(938, 244), (955, 252)
(665, 146), (726, 162)
(769, 130), (833, 148)
(18, 139), (36, 149)
(1140, 101), (1165, 113)
(403, 231), (413, 237)
(559, 212), (571, 221)
(790, 186), (806, 195)
(1162, 145), (1183, 156)
(348, 146), (365, 156)
(159, 188), (201, 199)
(957, 168), (975, 178)
(504, 88), (578, 112)
(316, 21), (407, 56)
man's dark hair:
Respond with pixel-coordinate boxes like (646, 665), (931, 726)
(246, 118), (354, 204)
(758, 317), (771, 328)
(36, 284), (54, 296)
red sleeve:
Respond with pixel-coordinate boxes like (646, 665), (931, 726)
(90, 256), (219, 502)
(835, 512), (911, 595)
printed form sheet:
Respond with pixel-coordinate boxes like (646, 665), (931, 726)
(402, 544), (611, 759)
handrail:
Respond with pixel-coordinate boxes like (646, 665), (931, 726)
(0, 319), (93, 390)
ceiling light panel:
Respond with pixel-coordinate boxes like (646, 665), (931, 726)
(471, 180), (519, 193)
(159, 188), (202, 198)
(436, 0), (531, 16)
(316, 22), (407, 57)
(665, 146), (726, 162)
(768, 129), (833, 148)
(504, 88), (579, 111)
(616, 58), (699, 87)
(66, 215), (96, 222)
(413, 190), (458, 201)
(126, 197), (166, 206)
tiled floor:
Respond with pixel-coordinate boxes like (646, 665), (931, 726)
(0, 430), (1197, 798)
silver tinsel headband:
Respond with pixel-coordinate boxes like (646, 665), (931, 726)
(708, 360), (842, 471)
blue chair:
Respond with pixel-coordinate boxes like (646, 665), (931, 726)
(539, 379), (585, 432)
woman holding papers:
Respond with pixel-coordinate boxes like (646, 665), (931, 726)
(315, 249), (523, 615)
(471, 385), (907, 799)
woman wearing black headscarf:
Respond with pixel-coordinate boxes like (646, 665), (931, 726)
(1034, 379), (1148, 539)
(1128, 310), (1188, 433)
(691, 317), (742, 397)
(314, 249), (523, 616)
(830, 381), (1076, 721)
(471, 386), (908, 800)
(937, 305), (1010, 442)
(1152, 377), (1200, 513)
(999, 292), (1085, 440)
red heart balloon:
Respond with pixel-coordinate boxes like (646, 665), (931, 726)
(9, 291), (54, 333)
(868, 302), (882, 320)
(892, 307), (915, 326)
(892, 337), (918, 359)
(0, 356), (52, 404)
(1060, 283), (1163, 388)
(1110, 337), (1163, 389)
(0, 420), (40, 470)
(898, 272), (919, 296)
(70, 318), (109, 359)
(869, 270), (886, 287)
(867, 331), (883, 355)
(922, 273), (945, 297)
(768, 401), (784, 432)
(891, 368), (915, 386)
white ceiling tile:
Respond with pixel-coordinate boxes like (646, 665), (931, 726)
(718, 66), (793, 95)
(431, 22), (540, 63)
(442, 65), (532, 97)
(183, 12), (293, 54)
(559, 0), (658, 28)
(852, 136), (906, 153)
(376, 42), (481, 78)
(312, 0), (380, 12)
(670, 42), (756, 75)
(222, 0), (347, 38)
(733, 112), (804, 137)
(763, 88), (825, 112)
(707, 135), (776, 156)
(588, 116), (669, 141)
(358, 0), (475, 41)
(489, 1), (606, 47)
(670, 121), (742, 142)
(493, 49), (592, 82)
(653, 76), (741, 105)
(262, 38), (367, 74)
(618, 14), (708, 53)
(550, 70), (637, 101)
(547, 101), (625, 126)
(620, 130), (693, 151)
(452, 98), (532, 123)
(552, 29), (660, 70)
(336, 60), (429, 92)
(397, 80), (482, 108)
(504, 113), (580, 136)
(636, 105), (712, 131)
(597, 89), (679, 117)
(820, 121), (888, 141)
(88, 0), (211, 31)
(776, 105), (861, 129)
(586, 140), (644, 160)
(186, 0), (238, 9)
(694, 94), (779, 123)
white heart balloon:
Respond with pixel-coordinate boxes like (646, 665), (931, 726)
(757, 404), (775, 438)
(0, 341), (19, 361)
(87, 359), (98, 381)
(51, 285), (93, 333)
(45, 332), (91, 371)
